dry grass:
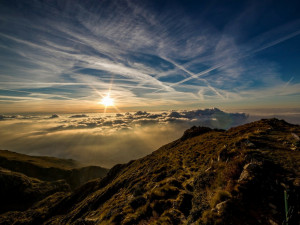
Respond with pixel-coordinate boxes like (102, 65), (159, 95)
(1, 119), (299, 225)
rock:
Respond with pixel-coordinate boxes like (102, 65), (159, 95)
(290, 144), (297, 151)
(293, 178), (300, 187)
(280, 183), (289, 189)
(291, 133), (300, 141)
(205, 166), (212, 172)
(215, 200), (228, 215)
(244, 139), (255, 148)
(269, 219), (279, 225)
(238, 163), (262, 183)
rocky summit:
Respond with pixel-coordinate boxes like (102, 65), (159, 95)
(0, 118), (299, 225)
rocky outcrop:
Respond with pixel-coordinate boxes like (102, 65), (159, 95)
(238, 162), (263, 183)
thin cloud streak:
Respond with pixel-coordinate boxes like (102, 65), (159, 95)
(0, 0), (299, 111)
(157, 29), (300, 94)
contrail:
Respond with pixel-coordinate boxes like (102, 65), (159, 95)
(0, 88), (93, 103)
(155, 29), (300, 93)
(283, 76), (294, 89)
(157, 57), (224, 98)
(252, 30), (300, 54)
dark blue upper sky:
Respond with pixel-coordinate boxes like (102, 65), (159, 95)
(0, 0), (299, 112)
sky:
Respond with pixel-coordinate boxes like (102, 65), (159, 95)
(0, 0), (300, 166)
(0, 0), (299, 113)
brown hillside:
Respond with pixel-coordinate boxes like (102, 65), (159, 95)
(0, 118), (299, 225)
(0, 167), (70, 214)
(0, 150), (109, 190)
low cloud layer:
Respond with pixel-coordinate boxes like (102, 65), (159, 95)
(0, 108), (249, 167)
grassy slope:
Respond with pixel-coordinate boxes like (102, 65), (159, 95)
(0, 167), (70, 214)
(0, 119), (299, 225)
(0, 150), (81, 170)
(0, 150), (109, 190)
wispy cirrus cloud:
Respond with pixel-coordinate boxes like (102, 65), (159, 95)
(0, 0), (299, 112)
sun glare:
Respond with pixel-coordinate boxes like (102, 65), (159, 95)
(100, 95), (114, 107)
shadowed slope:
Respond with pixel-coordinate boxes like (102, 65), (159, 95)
(0, 119), (299, 225)
(0, 150), (109, 189)
(0, 167), (70, 214)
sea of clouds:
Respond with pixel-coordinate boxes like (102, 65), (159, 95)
(0, 108), (292, 168)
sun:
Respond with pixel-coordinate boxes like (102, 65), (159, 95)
(100, 94), (114, 107)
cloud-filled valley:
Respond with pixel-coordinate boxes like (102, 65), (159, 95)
(0, 108), (249, 167)
(1, 107), (299, 168)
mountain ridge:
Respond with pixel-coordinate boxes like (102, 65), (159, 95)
(0, 150), (109, 215)
(0, 118), (299, 225)
(0, 150), (109, 190)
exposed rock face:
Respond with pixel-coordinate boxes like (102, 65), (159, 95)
(214, 200), (228, 215)
(238, 162), (263, 183)
(0, 118), (299, 225)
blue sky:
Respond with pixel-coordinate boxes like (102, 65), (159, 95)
(0, 0), (299, 113)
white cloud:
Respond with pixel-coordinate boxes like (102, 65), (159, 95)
(0, 108), (249, 167)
